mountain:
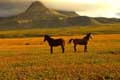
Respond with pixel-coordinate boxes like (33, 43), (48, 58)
(67, 16), (101, 26)
(16, 1), (70, 27)
(0, 1), (68, 29)
(94, 17), (120, 24)
(17, 1), (66, 18)
(57, 11), (79, 17)
(0, 1), (119, 30)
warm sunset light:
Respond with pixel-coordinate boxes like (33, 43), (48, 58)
(0, 0), (120, 18)
(0, 1), (120, 80)
(40, 0), (120, 18)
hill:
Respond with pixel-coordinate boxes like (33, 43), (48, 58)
(0, 1), (119, 30)
(94, 17), (120, 24)
(0, 1), (67, 29)
(67, 16), (101, 26)
(57, 11), (79, 17)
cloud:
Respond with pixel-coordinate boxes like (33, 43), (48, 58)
(40, 0), (120, 18)
(116, 12), (120, 16)
(0, 0), (35, 3)
(0, 0), (120, 18)
(0, 0), (35, 17)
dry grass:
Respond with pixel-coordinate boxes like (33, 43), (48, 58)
(0, 34), (119, 80)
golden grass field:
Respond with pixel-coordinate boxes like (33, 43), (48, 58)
(0, 34), (120, 80)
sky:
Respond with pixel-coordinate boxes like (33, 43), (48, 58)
(0, 0), (120, 18)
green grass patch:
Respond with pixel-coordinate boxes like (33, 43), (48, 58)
(0, 24), (119, 38)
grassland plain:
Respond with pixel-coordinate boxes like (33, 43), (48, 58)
(0, 24), (120, 38)
(0, 34), (119, 80)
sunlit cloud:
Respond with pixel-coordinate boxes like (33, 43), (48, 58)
(0, 0), (120, 18)
(40, 0), (120, 18)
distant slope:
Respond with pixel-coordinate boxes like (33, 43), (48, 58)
(94, 17), (120, 24)
(67, 16), (101, 26)
(0, 1), (119, 30)
(15, 1), (69, 27)
(0, 1), (67, 29)
(17, 1), (66, 18)
(57, 11), (79, 17)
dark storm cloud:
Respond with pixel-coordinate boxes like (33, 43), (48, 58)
(0, 0), (35, 17)
(0, 0), (120, 18)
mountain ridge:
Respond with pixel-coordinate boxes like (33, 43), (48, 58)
(0, 1), (119, 30)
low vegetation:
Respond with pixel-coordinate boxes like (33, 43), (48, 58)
(0, 1), (119, 79)
(0, 25), (120, 38)
(0, 34), (119, 80)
